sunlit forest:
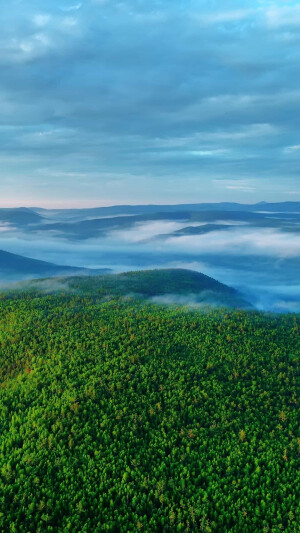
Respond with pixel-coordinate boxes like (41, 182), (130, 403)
(0, 285), (299, 532)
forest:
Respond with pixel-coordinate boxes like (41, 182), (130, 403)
(11, 269), (250, 309)
(0, 285), (299, 532)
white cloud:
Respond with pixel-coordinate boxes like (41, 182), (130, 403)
(284, 144), (300, 154)
(166, 228), (300, 259)
(265, 5), (300, 27)
(213, 179), (256, 193)
(61, 17), (78, 27)
(33, 14), (51, 27)
(197, 9), (254, 25)
(150, 124), (279, 152)
(17, 33), (51, 58)
(286, 190), (300, 195)
(61, 3), (82, 12)
(226, 186), (255, 192)
(109, 221), (191, 243)
(205, 123), (279, 141)
(186, 149), (228, 157)
(0, 223), (14, 233)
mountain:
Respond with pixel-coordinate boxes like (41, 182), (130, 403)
(20, 203), (300, 240)
(157, 223), (233, 239)
(1, 203), (298, 241)
(18, 268), (252, 309)
(0, 249), (109, 282)
(0, 207), (42, 226)
(30, 211), (191, 239)
(30, 201), (300, 219)
(25, 209), (274, 240)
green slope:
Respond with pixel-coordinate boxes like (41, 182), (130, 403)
(21, 268), (251, 309)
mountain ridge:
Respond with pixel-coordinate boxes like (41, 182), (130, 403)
(0, 249), (109, 282)
(10, 268), (252, 309)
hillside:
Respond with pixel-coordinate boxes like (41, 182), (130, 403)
(0, 294), (298, 532)
(12, 268), (251, 309)
(72, 268), (251, 308)
(0, 249), (109, 282)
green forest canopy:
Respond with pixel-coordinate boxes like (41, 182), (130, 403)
(0, 286), (299, 532)
(6, 268), (251, 309)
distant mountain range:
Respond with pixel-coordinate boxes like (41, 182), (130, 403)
(0, 202), (297, 241)
(31, 201), (300, 218)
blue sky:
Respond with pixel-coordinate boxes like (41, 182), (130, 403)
(1, 0), (300, 207)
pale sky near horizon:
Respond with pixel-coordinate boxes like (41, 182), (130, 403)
(0, 0), (300, 207)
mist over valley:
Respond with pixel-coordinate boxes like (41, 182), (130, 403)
(0, 202), (299, 312)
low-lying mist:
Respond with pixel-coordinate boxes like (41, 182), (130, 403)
(0, 214), (299, 312)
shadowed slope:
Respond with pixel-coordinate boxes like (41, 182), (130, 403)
(0, 249), (109, 281)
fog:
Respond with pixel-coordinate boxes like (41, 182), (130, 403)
(0, 210), (299, 312)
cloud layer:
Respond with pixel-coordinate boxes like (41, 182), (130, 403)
(0, 1), (300, 205)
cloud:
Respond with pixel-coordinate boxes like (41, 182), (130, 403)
(166, 228), (300, 259)
(284, 144), (300, 154)
(3, 32), (52, 62)
(109, 220), (213, 243)
(220, 179), (256, 192)
(61, 17), (78, 27)
(0, 223), (14, 233)
(33, 14), (52, 27)
(0, 0), (299, 204)
(266, 5), (300, 28)
(186, 149), (228, 157)
(61, 3), (82, 12)
(213, 179), (257, 193)
(197, 9), (254, 25)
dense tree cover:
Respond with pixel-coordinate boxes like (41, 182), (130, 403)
(0, 290), (299, 532)
(9, 269), (251, 309)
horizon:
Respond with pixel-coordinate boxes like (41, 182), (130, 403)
(0, 199), (299, 210)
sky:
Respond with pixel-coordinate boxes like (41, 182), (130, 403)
(0, 0), (300, 207)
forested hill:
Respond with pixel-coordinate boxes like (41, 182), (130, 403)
(8, 268), (251, 309)
(0, 293), (298, 532)
(68, 268), (239, 296)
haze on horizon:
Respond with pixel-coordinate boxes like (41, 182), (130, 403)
(1, 0), (300, 207)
